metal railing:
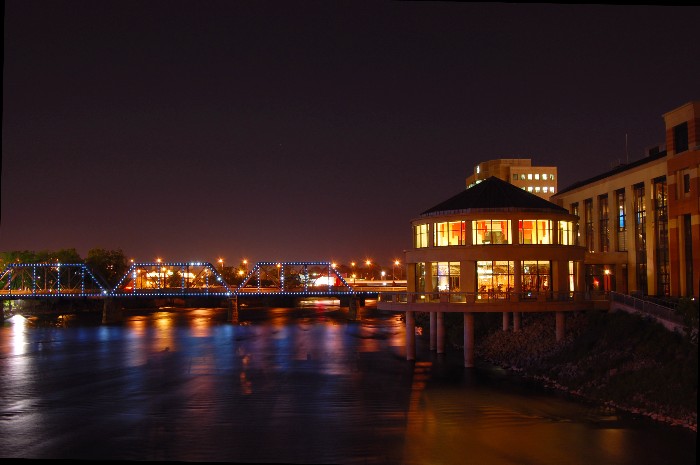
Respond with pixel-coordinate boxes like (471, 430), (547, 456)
(610, 291), (685, 325)
(377, 290), (603, 305)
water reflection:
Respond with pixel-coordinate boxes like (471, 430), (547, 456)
(0, 305), (696, 464)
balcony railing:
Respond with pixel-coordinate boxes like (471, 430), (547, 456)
(377, 290), (603, 305)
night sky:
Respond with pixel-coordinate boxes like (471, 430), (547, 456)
(2, 1), (699, 268)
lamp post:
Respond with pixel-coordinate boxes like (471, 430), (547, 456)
(218, 258), (224, 272)
(393, 260), (400, 280)
(365, 260), (371, 280)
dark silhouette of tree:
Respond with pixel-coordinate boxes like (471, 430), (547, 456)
(85, 248), (129, 288)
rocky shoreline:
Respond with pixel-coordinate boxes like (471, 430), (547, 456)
(472, 310), (698, 432)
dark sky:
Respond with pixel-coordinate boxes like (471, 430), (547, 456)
(2, 1), (699, 268)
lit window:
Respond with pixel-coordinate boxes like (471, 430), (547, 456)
(535, 186), (541, 192)
(535, 173), (540, 180)
(543, 186), (548, 193)
(520, 174), (526, 180)
(550, 186), (555, 193)
(527, 174), (532, 180)
(550, 174), (555, 180)
(476, 166), (480, 174)
(542, 173), (547, 179)
(527, 186), (533, 192)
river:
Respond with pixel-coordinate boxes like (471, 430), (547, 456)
(0, 303), (696, 464)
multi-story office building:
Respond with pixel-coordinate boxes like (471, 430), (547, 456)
(550, 101), (699, 300)
(466, 158), (558, 200)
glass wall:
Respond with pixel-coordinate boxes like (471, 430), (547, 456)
(598, 194), (609, 252)
(558, 220), (573, 245)
(431, 262), (460, 292)
(434, 221), (467, 246)
(653, 177), (669, 296)
(476, 260), (514, 298)
(414, 224), (429, 248)
(414, 262), (426, 292)
(633, 183), (647, 295)
(518, 220), (552, 244)
(521, 260), (551, 296)
(472, 220), (511, 245)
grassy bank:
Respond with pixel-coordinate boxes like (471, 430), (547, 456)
(417, 309), (698, 431)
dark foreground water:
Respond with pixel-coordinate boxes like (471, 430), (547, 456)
(0, 304), (696, 464)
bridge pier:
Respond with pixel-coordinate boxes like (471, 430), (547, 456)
(348, 296), (364, 320)
(463, 312), (475, 368)
(101, 298), (123, 324)
(405, 311), (416, 360)
(227, 297), (239, 324)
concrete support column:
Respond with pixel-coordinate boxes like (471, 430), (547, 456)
(437, 312), (445, 354)
(556, 311), (565, 342)
(513, 260), (522, 301)
(429, 312), (437, 350)
(101, 298), (123, 324)
(406, 311), (415, 361)
(502, 312), (510, 331)
(228, 297), (239, 324)
(513, 311), (521, 332)
(463, 312), (474, 368)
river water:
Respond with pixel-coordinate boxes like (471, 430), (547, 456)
(0, 303), (696, 464)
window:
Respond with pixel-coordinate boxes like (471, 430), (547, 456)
(598, 194), (609, 252)
(512, 174), (518, 181)
(521, 260), (551, 296)
(520, 174), (526, 180)
(434, 221), (466, 246)
(519, 220), (552, 244)
(654, 177), (669, 296)
(472, 220), (511, 244)
(616, 189), (626, 251)
(415, 224), (428, 248)
(415, 262), (426, 292)
(535, 173), (540, 180)
(527, 173), (532, 180)
(527, 186), (533, 192)
(431, 262), (460, 292)
(673, 122), (689, 153)
(571, 202), (580, 246)
(550, 174), (555, 180)
(683, 172), (691, 194)
(633, 183), (647, 294)
(684, 215), (694, 297)
(585, 198), (594, 252)
(550, 186), (555, 193)
(535, 186), (541, 192)
(476, 260), (513, 298)
(558, 220), (573, 245)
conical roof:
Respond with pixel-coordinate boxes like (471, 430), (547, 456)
(420, 176), (568, 217)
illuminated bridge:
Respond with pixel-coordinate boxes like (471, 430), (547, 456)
(0, 261), (381, 299)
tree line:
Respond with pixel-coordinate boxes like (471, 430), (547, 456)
(0, 248), (129, 288)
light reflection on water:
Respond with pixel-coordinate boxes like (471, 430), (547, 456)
(0, 305), (696, 464)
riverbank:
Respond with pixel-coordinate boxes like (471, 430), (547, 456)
(472, 310), (697, 432)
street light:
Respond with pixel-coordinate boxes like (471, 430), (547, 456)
(365, 260), (371, 280)
(393, 260), (400, 280)
(218, 258), (224, 271)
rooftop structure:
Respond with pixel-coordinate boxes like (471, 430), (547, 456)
(466, 158), (558, 200)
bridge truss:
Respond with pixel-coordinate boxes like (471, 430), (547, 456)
(111, 262), (233, 297)
(236, 262), (354, 295)
(1, 261), (373, 300)
(0, 263), (109, 298)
